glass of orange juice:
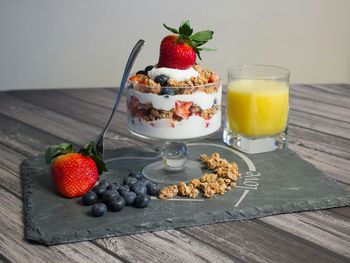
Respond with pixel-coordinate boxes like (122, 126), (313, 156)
(223, 65), (290, 154)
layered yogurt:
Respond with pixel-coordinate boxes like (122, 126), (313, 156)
(127, 64), (222, 140)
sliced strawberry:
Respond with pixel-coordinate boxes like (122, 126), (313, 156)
(208, 73), (219, 83)
(129, 74), (148, 85)
(128, 96), (139, 117)
(175, 101), (193, 119)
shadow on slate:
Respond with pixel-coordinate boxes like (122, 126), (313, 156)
(20, 140), (350, 245)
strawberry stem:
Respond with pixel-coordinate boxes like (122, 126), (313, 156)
(163, 20), (215, 60)
(45, 141), (108, 175)
(79, 141), (107, 175)
(45, 143), (73, 164)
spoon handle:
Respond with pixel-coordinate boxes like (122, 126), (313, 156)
(96, 39), (145, 153)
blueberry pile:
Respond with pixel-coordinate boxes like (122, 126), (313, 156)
(81, 171), (161, 217)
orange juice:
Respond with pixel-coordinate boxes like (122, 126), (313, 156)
(227, 79), (289, 137)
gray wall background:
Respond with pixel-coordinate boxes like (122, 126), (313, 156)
(1, 0), (349, 91)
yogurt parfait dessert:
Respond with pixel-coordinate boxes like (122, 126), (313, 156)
(127, 21), (222, 141)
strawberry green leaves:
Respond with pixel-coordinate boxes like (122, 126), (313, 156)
(179, 20), (193, 37)
(79, 142), (107, 175)
(163, 20), (216, 60)
(45, 143), (73, 164)
(45, 141), (107, 175)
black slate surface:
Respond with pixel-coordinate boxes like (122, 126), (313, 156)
(21, 142), (350, 245)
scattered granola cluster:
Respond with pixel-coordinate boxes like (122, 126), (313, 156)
(159, 185), (178, 199)
(158, 153), (240, 200)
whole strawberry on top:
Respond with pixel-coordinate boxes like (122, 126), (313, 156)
(157, 20), (215, 69)
(45, 142), (107, 198)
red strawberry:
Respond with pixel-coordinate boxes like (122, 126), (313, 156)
(158, 35), (196, 69)
(157, 20), (215, 69)
(175, 100), (193, 119)
(45, 142), (107, 198)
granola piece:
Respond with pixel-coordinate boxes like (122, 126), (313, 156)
(178, 182), (199, 198)
(198, 182), (208, 192)
(202, 184), (216, 198)
(189, 178), (201, 188)
(188, 187), (199, 198)
(159, 185), (178, 200)
(200, 173), (217, 183)
(178, 182), (190, 196)
(200, 153), (219, 170)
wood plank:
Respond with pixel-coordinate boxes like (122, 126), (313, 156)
(291, 84), (350, 109)
(0, 93), (142, 148)
(181, 220), (347, 263)
(288, 125), (350, 160)
(260, 211), (350, 258)
(94, 230), (237, 263)
(290, 95), (350, 123)
(288, 144), (350, 184)
(0, 188), (122, 263)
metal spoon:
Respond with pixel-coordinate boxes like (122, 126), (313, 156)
(96, 39), (145, 155)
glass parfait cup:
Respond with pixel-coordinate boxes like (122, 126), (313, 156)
(223, 65), (290, 154)
(127, 77), (222, 183)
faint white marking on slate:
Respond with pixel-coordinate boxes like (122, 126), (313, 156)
(234, 189), (250, 207)
(105, 154), (162, 163)
(151, 196), (205, 201)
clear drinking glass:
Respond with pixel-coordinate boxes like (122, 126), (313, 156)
(127, 77), (222, 183)
(223, 65), (290, 154)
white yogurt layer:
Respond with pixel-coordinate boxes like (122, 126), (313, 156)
(128, 86), (222, 111)
(148, 67), (199, 81)
(128, 112), (221, 140)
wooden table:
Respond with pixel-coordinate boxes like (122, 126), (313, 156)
(0, 84), (349, 263)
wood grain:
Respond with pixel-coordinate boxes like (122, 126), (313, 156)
(0, 84), (349, 262)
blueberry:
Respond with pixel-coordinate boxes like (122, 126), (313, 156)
(130, 181), (147, 196)
(108, 182), (121, 191)
(154, 74), (169, 86)
(147, 183), (161, 196)
(101, 190), (119, 204)
(129, 171), (144, 180)
(91, 203), (107, 217)
(133, 194), (151, 208)
(118, 185), (130, 195)
(136, 70), (147, 75)
(139, 178), (150, 186)
(108, 196), (126, 212)
(160, 87), (176, 96)
(99, 179), (110, 188)
(213, 98), (218, 104)
(94, 185), (107, 198)
(123, 176), (138, 186)
(121, 191), (137, 205)
(82, 191), (98, 205)
(144, 65), (154, 73)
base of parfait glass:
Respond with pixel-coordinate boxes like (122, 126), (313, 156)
(142, 160), (202, 184)
(223, 127), (288, 154)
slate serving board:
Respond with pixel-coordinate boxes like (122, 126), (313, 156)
(21, 141), (350, 245)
